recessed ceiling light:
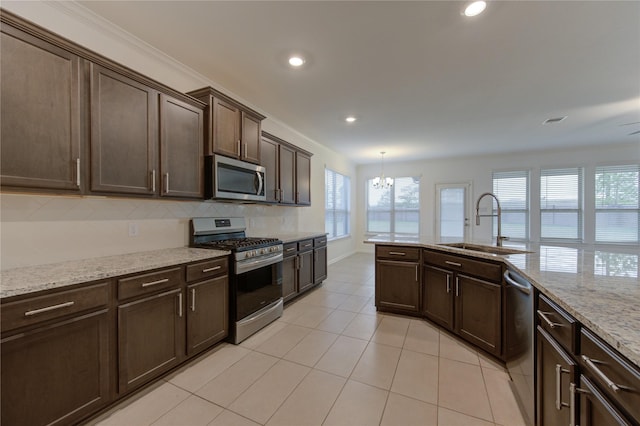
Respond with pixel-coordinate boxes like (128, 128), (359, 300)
(464, 1), (487, 17)
(345, 116), (357, 123)
(288, 56), (305, 67)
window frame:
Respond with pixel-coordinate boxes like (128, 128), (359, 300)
(365, 176), (420, 235)
(324, 168), (351, 241)
(540, 167), (584, 242)
(594, 164), (640, 244)
(491, 170), (530, 241)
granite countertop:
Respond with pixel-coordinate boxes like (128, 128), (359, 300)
(366, 235), (640, 367)
(261, 232), (328, 244)
(0, 247), (230, 299)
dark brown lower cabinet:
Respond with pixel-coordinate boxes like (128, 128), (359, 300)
(282, 252), (298, 302)
(376, 259), (420, 314)
(536, 326), (577, 426)
(578, 375), (632, 426)
(1, 309), (111, 426)
(422, 265), (454, 330)
(186, 275), (228, 356)
(298, 249), (314, 294)
(118, 288), (184, 394)
(313, 237), (327, 285)
(455, 274), (502, 356)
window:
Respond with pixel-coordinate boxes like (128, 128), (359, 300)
(366, 176), (420, 234)
(540, 168), (583, 240)
(595, 164), (639, 243)
(492, 170), (529, 240)
(325, 169), (350, 239)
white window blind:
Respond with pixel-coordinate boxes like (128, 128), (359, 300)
(325, 169), (350, 239)
(492, 170), (529, 240)
(595, 164), (639, 243)
(540, 168), (583, 240)
(366, 176), (420, 234)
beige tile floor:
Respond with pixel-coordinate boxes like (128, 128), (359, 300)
(90, 253), (527, 426)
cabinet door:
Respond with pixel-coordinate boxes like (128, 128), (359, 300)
(536, 326), (577, 426)
(295, 151), (311, 205)
(282, 255), (298, 302)
(579, 375), (632, 426)
(455, 274), (502, 356)
(314, 246), (328, 284)
(279, 144), (296, 204)
(1, 310), (110, 426)
(159, 94), (204, 198)
(212, 97), (240, 158)
(298, 251), (315, 294)
(118, 288), (184, 393)
(260, 136), (280, 203)
(375, 260), (420, 313)
(187, 275), (228, 356)
(1, 26), (81, 191)
(422, 265), (454, 330)
(241, 112), (261, 164)
(90, 64), (158, 195)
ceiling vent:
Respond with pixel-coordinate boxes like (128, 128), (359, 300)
(542, 116), (567, 125)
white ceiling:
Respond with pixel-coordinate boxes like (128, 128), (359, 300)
(78, 1), (640, 164)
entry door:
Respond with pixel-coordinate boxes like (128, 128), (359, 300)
(436, 183), (471, 240)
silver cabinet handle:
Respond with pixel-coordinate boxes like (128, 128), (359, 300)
(244, 143), (248, 156)
(285, 247), (296, 252)
(76, 158), (81, 187)
(415, 265), (418, 282)
(555, 364), (570, 410)
(445, 261), (462, 267)
(177, 292), (183, 317)
(455, 277), (460, 297)
(191, 288), (196, 312)
(237, 140), (241, 156)
(537, 310), (562, 329)
(295, 256), (299, 270)
(303, 243), (312, 248)
(275, 189), (280, 201)
(141, 278), (169, 288)
(300, 255), (303, 268)
(581, 355), (621, 392)
(202, 266), (222, 273)
(24, 301), (74, 316)
(446, 274), (451, 293)
(165, 173), (170, 193)
(569, 383), (577, 426)
(389, 251), (406, 256)
(151, 169), (156, 192)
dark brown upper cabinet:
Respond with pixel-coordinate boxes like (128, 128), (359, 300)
(295, 151), (311, 205)
(187, 87), (266, 164)
(0, 22), (82, 192)
(90, 64), (158, 196)
(159, 94), (204, 199)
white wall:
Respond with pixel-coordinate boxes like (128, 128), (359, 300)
(356, 142), (640, 252)
(0, 1), (358, 269)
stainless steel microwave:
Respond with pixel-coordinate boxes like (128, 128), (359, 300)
(205, 155), (266, 202)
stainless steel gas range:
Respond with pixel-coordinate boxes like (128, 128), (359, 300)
(190, 217), (283, 344)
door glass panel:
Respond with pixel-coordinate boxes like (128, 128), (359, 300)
(437, 184), (469, 239)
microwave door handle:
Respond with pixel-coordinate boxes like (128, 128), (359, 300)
(256, 171), (263, 196)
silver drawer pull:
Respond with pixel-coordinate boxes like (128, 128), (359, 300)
(581, 355), (621, 393)
(24, 301), (75, 316)
(445, 261), (462, 267)
(202, 266), (222, 273)
(389, 251), (406, 256)
(303, 243), (312, 248)
(285, 247), (296, 252)
(141, 278), (169, 288)
(537, 310), (562, 329)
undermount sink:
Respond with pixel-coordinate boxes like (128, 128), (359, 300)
(437, 242), (531, 255)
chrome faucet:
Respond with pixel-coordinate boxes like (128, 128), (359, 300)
(475, 192), (508, 247)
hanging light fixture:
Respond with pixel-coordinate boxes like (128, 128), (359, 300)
(372, 151), (393, 189)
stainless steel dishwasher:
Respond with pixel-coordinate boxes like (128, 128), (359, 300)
(504, 269), (535, 426)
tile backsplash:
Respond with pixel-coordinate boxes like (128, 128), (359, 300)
(0, 193), (300, 269)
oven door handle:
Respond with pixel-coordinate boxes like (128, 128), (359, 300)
(236, 252), (283, 274)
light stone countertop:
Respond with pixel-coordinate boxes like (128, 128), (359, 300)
(0, 247), (230, 299)
(260, 232), (328, 244)
(366, 235), (640, 367)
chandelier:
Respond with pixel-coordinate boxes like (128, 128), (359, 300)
(372, 151), (393, 189)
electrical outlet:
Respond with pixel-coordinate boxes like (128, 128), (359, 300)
(128, 222), (139, 237)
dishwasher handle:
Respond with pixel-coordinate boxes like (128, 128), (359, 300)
(504, 270), (531, 295)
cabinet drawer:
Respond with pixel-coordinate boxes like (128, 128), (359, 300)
(580, 328), (640, 421)
(1, 282), (110, 333)
(298, 239), (314, 252)
(283, 242), (298, 258)
(314, 236), (327, 248)
(537, 293), (578, 354)
(186, 257), (228, 283)
(376, 245), (421, 262)
(424, 250), (501, 282)
(118, 267), (182, 300)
